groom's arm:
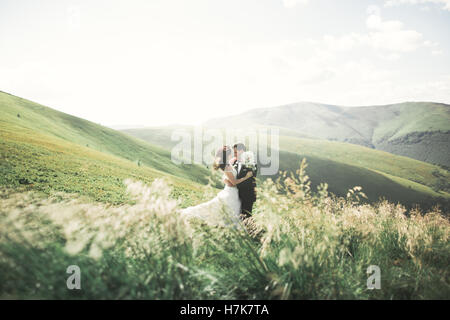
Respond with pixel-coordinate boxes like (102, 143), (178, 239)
(241, 165), (257, 178)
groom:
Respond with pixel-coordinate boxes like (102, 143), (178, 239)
(233, 143), (257, 220)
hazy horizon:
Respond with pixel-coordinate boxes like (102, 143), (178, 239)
(4, 88), (447, 130)
(1, 0), (449, 127)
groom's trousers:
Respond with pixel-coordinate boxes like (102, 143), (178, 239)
(240, 200), (254, 220)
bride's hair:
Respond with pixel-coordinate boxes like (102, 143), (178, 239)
(213, 145), (231, 171)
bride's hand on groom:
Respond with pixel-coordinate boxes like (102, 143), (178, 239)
(246, 171), (253, 179)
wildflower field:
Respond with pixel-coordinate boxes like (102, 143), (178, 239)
(1, 160), (448, 299)
(1, 91), (449, 299)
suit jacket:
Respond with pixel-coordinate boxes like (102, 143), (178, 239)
(233, 160), (257, 203)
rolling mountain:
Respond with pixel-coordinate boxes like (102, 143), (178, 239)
(0, 91), (209, 206)
(123, 125), (450, 212)
(1, 90), (449, 212)
(204, 101), (450, 167)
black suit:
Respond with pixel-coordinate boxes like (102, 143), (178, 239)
(233, 160), (257, 220)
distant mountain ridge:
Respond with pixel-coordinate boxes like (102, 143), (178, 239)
(203, 101), (450, 167)
(1, 90), (447, 211)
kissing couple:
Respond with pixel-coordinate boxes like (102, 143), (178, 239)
(180, 143), (257, 227)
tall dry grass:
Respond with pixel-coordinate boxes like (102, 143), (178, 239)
(0, 159), (448, 299)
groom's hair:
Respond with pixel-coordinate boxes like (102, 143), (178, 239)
(233, 143), (246, 152)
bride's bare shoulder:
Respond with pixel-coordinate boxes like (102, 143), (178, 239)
(224, 164), (233, 172)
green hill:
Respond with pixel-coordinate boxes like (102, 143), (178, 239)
(1, 92), (448, 300)
(0, 91), (209, 206)
(278, 135), (449, 192)
(122, 125), (450, 212)
(204, 101), (450, 167)
(1, 90), (448, 212)
(277, 150), (448, 211)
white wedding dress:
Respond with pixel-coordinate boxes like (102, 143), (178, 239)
(180, 166), (241, 227)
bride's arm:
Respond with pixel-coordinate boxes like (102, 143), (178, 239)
(224, 169), (253, 186)
(223, 178), (234, 187)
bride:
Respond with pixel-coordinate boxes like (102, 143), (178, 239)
(180, 145), (253, 226)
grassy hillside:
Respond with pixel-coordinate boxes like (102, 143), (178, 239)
(279, 136), (449, 193)
(0, 92), (448, 300)
(375, 130), (450, 169)
(277, 150), (448, 212)
(368, 102), (450, 142)
(122, 125), (189, 150)
(204, 101), (450, 142)
(122, 124), (317, 150)
(204, 101), (450, 166)
(0, 91), (210, 185)
(0, 91), (210, 207)
(1, 164), (448, 299)
(122, 126), (450, 212)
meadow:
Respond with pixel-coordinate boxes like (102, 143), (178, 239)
(0, 160), (449, 299)
(123, 125), (450, 212)
(1, 91), (449, 299)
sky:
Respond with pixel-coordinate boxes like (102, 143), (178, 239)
(1, 0), (449, 127)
